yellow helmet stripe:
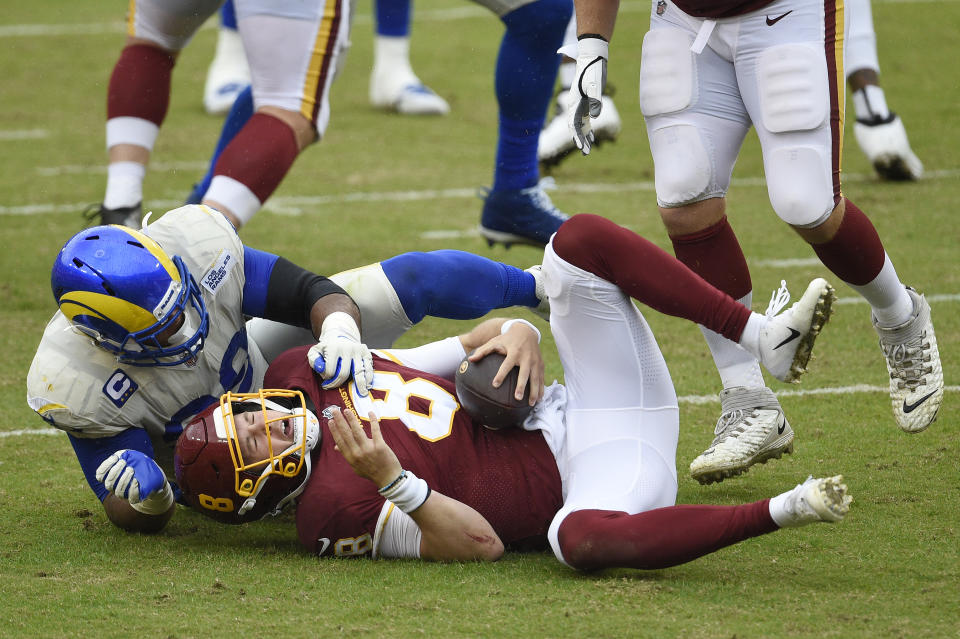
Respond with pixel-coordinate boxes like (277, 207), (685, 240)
(60, 291), (158, 332)
(109, 225), (180, 282)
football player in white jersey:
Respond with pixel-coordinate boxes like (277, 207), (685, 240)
(27, 204), (547, 534)
(564, 0), (942, 485)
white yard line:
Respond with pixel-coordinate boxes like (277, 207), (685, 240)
(0, 129), (48, 140)
(6, 384), (958, 437)
(7, 169), (960, 217)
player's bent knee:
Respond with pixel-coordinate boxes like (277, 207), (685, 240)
(553, 213), (611, 253)
(639, 29), (695, 117)
(756, 44), (829, 133)
(555, 510), (632, 572)
(650, 124), (711, 206)
(766, 146), (834, 226)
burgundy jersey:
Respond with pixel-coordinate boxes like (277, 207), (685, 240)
(264, 346), (564, 557)
(671, 0), (774, 18)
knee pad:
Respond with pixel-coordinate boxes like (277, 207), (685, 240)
(649, 124), (712, 206)
(756, 44), (829, 133)
(766, 145), (834, 226)
(639, 28), (696, 117)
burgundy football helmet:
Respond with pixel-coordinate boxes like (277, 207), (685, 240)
(175, 389), (320, 524)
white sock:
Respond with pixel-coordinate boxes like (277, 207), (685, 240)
(701, 292), (766, 389)
(373, 36), (416, 83)
(103, 161), (145, 209)
(768, 490), (793, 528)
(853, 85), (891, 122)
(846, 254), (914, 327)
(738, 312), (765, 359)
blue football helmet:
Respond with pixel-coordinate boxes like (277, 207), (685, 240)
(51, 225), (209, 366)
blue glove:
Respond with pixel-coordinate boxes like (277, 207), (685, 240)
(95, 449), (168, 504)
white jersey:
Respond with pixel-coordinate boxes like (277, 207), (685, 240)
(26, 206), (268, 461)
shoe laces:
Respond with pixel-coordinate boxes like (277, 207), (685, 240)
(882, 337), (933, 390)
(710, 408), (757, 446)
(523, 180), (567, 222)
(764, 280), (791, 319)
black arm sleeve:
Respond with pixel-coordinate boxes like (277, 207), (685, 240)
(263, 257), (348, 330)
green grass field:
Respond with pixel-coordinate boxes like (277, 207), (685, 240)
(1, 1), (958, 637)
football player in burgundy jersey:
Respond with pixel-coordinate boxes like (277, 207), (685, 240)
(28, 204), (547, 535)
(564, 0), (942, 485)
(177, 214), (852, 571)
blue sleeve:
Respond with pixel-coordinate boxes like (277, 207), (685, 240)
(241, 246), (281, 317)
(380, 250), (539, 324)
(68, 429), (154, 502)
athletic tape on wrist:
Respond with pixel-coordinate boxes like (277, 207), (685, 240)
(378, 469), (431, 513)
(501, 318), (541, 343)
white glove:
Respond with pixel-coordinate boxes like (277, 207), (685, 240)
(566, 36), (609, 156)
(95, 449), (174, 515)
(307, 311), (374, 396)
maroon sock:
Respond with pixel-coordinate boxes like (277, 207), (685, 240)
(553, 214), (752, 341)
(557, 501), (778, 571)
(810, 198), (885, 286)
(212, 113), (300, 203)
(670, 216), (752, 299)
(107, 44), (175, 125)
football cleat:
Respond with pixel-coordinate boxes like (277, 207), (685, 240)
(772, 475), (852, 527)
(873, 288), (943, 433)
(83, 202), (142, 229)
(757, 278), (835, 383)
(853, 113), (923, 181)
(369, 69), (449, 116)
(479, 182), (570, 248)
(203, 27), (251, 116)
(689, 386), (793, 485)
(525, 264), (550, 321)
(539, 89), (621, 171)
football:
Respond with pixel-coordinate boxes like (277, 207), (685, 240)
(455, 351), (533, 430)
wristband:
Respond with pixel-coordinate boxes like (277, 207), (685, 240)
(501, 318), (541, 344)
(378, 469), (431, 513)
(131, 481), (174, 515)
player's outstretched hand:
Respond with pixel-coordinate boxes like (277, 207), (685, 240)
(95, 449), (167, 504)
(566, 36), (609, 156)
(309, 312), (374, 396)
(468, 319), (545, 406)
(328, 408), (402, 489)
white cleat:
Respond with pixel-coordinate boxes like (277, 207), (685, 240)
(203, 27), (251, 116)
(757, 279), (835, 383)
(539, 90), (621, 170)
(873, 288), (943, 433)
(369, 70), (449, 116)
(525, 265), (550, 321)
(772, 475), (852, 527)
(689, 386), (793, 485)
(854, 114), (923, 181)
